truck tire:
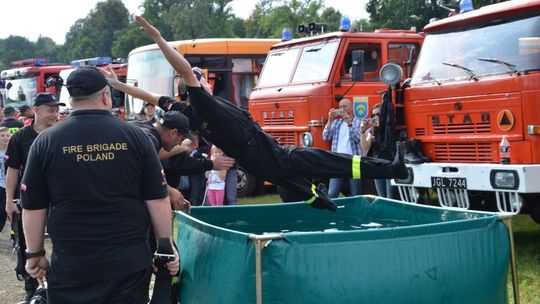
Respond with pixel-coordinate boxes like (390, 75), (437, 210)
(237, 166), (257, 197)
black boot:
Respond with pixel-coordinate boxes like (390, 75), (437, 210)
(404, 140), (430, 164)
(310, 183), (337, 212)
(360, 142), (408, 179)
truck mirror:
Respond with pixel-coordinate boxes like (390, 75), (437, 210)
(6, 82), (12, 90)
(405, 46), (417, 78)
(351, 50), (364, 82)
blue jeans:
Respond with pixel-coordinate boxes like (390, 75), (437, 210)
(374, 179), (399, 199)
(224, 168), (238, 205)
(189, 174), (206, 205)
(328, 178), (362, 198)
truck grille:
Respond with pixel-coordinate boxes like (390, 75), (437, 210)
(263, 117), (294, 126)
(433, 142), (493, 163)
(432, 122), (491, 135)
(267, 131), (296, 146)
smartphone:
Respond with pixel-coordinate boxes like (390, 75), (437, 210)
(364, 118), (377, 126)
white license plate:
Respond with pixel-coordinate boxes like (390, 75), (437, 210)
(431, 177), (467, 189)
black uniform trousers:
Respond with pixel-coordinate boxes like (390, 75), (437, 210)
(184, 88), (365, 205)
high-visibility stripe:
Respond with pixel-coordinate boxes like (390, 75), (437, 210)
(352, 155), (361, 179)
(305, 184), (318, 204)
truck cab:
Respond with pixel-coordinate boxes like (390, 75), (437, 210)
(249, 28), (423, 151)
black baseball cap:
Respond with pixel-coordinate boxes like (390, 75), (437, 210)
(34, 92), (66, 107)
(19, 104), (31, 112)
(3, 106), (16, 116)
(159, 111), (194, 141)
(66, 66), (108, 97)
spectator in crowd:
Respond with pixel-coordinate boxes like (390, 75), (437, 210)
(5, 92), (64, 302)
(224, 161), (238, 205)
(322, 98), (364, 198)
(205, 145), (228, 206)
(142, 103), (157, 123)
(0, 127), (10, 233)
(187, 133), (208, 206)
(360, 103), (399, 199)
(20, 66), (178, 303)
(18, 105), (34, 126)
(1, 106), (23, 134)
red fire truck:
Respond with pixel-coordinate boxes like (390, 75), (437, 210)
(0, 58), (71, 108)
(384, 0), (540, 223)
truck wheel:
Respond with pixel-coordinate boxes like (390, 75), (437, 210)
(237, 166), (257, 197)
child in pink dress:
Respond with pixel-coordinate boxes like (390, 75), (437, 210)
(205, 146), (227, 206)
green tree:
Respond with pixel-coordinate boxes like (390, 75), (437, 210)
(0, 36), (36, 69)
(62, 0), (129, 61)
(366, 0), (508, 31)
(167, 0), (236, 39)
(244, 0), (328, 39)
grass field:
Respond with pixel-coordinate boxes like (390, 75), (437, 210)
(238, 193), (540, 303)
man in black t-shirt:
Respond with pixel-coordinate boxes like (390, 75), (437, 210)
(20, 67), (179, 303)
(132, 111), (234, 211)
(5, 92), (65, 302)
(0, 106), (24, 134)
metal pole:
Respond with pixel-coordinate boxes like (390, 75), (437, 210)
(501, 216), (520, 304)
(248, 233), (283, 304)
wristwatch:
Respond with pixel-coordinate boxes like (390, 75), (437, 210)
(25, 249), (46, 259)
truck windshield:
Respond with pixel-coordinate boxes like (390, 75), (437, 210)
(258, 48), (300, 87)
(126, 49), (174, 120)
(3, 77), (36, 108)
(412, 15), (540, 84)
(292, 40), (339, 83)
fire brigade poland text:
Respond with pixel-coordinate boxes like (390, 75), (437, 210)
(62, 143), (128, 162)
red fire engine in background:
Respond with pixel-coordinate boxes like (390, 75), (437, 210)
(0, 58), (71, 108)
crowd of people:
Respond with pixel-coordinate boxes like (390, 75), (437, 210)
(1, 15), (407, 303)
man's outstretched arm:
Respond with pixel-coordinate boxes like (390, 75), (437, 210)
(135, 16), (200, 88)
(101, 67), (161, 106)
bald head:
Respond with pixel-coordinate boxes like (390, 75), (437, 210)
(339, 98), (353, 115)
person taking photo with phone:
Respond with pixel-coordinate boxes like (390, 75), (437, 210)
(322, 98), (364, 198)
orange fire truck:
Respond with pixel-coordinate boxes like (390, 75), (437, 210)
(249, 25), (423, 150)
(384, 0), (540, 223)
(0, 58), (71, 108)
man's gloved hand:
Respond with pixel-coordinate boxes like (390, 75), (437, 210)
(310, 183), (337, 212)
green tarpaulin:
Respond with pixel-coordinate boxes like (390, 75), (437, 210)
(175, 196), (510, 304)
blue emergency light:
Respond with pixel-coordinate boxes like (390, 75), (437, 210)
(340, 16), (351, 32)
(71, 57), (113, 68)
(282, 28), (292, 41)
(459, 0), (474, 13)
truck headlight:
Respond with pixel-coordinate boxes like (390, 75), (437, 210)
(301, 132), (313, 147)
(490, 170), (519, 190)
(380, 63), (403, 86)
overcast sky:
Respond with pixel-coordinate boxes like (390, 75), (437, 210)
(0, 0), (368, 44)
